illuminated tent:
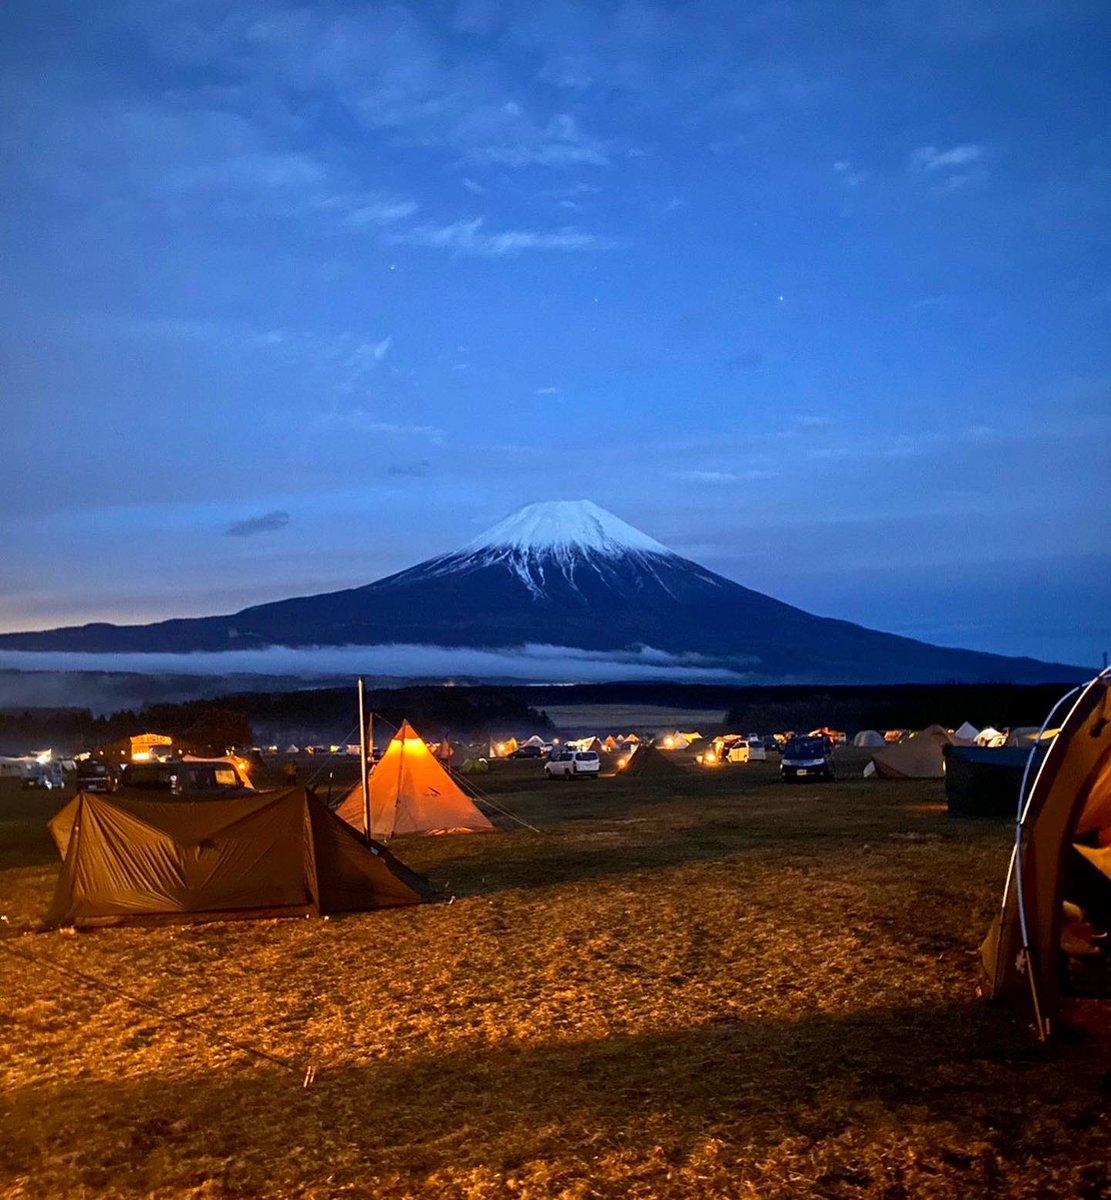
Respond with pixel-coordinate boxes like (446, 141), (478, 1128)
(981, 670), (1111, 1038)
(852, 730), (886, 748)
(602, 735), (620, 753)
(45, 788), (431, 928)
(620, 741), (684, 777)
(866, 725), (954, 779)
(522, 735), (546, 749)
(338, 721), (494, 838)
(490, 738), (518, 758)
(976, 726), (1007, 748)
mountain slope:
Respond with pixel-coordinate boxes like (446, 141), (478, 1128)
(0, 499), (1085, 684)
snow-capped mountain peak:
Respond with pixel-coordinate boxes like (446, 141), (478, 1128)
(459, 500), (672, 558)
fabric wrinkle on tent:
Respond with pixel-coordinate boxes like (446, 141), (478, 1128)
(45, 787), (432, 928)
(981, 669), (1111, 1038)
(338, 720), (494, 838)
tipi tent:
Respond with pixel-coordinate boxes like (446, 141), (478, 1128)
(620, 741), (684, 777)
(852, 730), (886, 748)
(867, 725), (954, 779)
(955, 721), (980, 742)
(522, 735), (546, 749)
(45, 788), (431, 928)
(338, 721), (494, 838)
(981, 670), (1111, 1038)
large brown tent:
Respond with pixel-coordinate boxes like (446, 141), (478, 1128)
(867, 724), (954, 779)
(337, 720), (494, 838)
(981, 670), (1111, 1038)
(619, 741), (685, 777)
(45, 788), (431, 928)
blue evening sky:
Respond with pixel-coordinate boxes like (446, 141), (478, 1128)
(1, 0), (1108, 668)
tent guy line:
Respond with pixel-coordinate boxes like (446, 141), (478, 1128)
(0, 940), (317, 1085)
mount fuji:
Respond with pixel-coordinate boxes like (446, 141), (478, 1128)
(0, 500), (1084, 684)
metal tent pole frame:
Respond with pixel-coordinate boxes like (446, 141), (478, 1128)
(358, 677), (371, 843)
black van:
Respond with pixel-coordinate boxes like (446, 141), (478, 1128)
(119, 761), (250, 794)
(780, 736), (836, 781)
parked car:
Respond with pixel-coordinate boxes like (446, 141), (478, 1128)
(509, 744), (544, 759)
(75, 761), (116, 793)
(119, 761), (251, 794)
(544, 749), (601, 779)
(744, 739), (767, 763)
(780, 736), (836, 782)
(21, 762), (65, 790)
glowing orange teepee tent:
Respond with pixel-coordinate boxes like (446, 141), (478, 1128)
(338, 721), (494, 838)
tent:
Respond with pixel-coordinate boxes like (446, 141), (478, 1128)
(431, 737), (458, 767)
(852, 730), (886, 748)
(944, 744), (1045, 818)
(338, 721), (494, 838)
(867, 725), (953, 779)
(955, 721), (980, 742)
(975, 726), (1007, 748)
(981, 670), (1111, 1038)
(45, 788), (431, 928)
(522, 735), (546, 749)
(602, 735), (620, 753)
(490, 738), (518, 758)
(620, 741), (684, 777)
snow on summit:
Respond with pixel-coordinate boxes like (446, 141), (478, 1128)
(460, 500), (672, 557)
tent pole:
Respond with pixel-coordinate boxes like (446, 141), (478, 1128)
(358, 677), (371, 843)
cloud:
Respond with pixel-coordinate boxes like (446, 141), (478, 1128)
(908, 143), (988, 191)
(832, 160), (865, 188)
(339, 197), (419, 227)
(225, 510), (290, 537)
(469, 141), (609, 168)
(535, 386), (562, 396)
(668, 470), (737, 484)
(321, 409), (445, 440)
(909, 143), (984, 173)
(0, 643), (753, 686)
(387, 460), (431, 477)
(386, 217), (617, 257)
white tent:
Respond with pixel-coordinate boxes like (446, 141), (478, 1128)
(852, 730), (886, 748)
(954, 721), (979, 742)
(976, 726), (1007, 748)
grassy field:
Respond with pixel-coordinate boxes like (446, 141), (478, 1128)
(2, 755), (1109, 1199)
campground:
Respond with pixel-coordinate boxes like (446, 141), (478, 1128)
(3, 753), (1111, 1199)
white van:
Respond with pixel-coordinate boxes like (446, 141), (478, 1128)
(545, 749), (601, 779)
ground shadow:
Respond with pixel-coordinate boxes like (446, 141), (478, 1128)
(3, 997), (1085, 1196)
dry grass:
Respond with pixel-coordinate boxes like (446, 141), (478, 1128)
(1, 756), (1109, 1199)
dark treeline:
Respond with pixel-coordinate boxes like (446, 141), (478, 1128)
(0, 686), (554, 754)
(0, 679), (1081, 754)
(720, 682), (1075, 734)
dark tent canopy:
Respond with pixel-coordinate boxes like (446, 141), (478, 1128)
(620, 741), (685, 777)
(46, 787), (432, 928)
(945, 744), (1046, 818)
